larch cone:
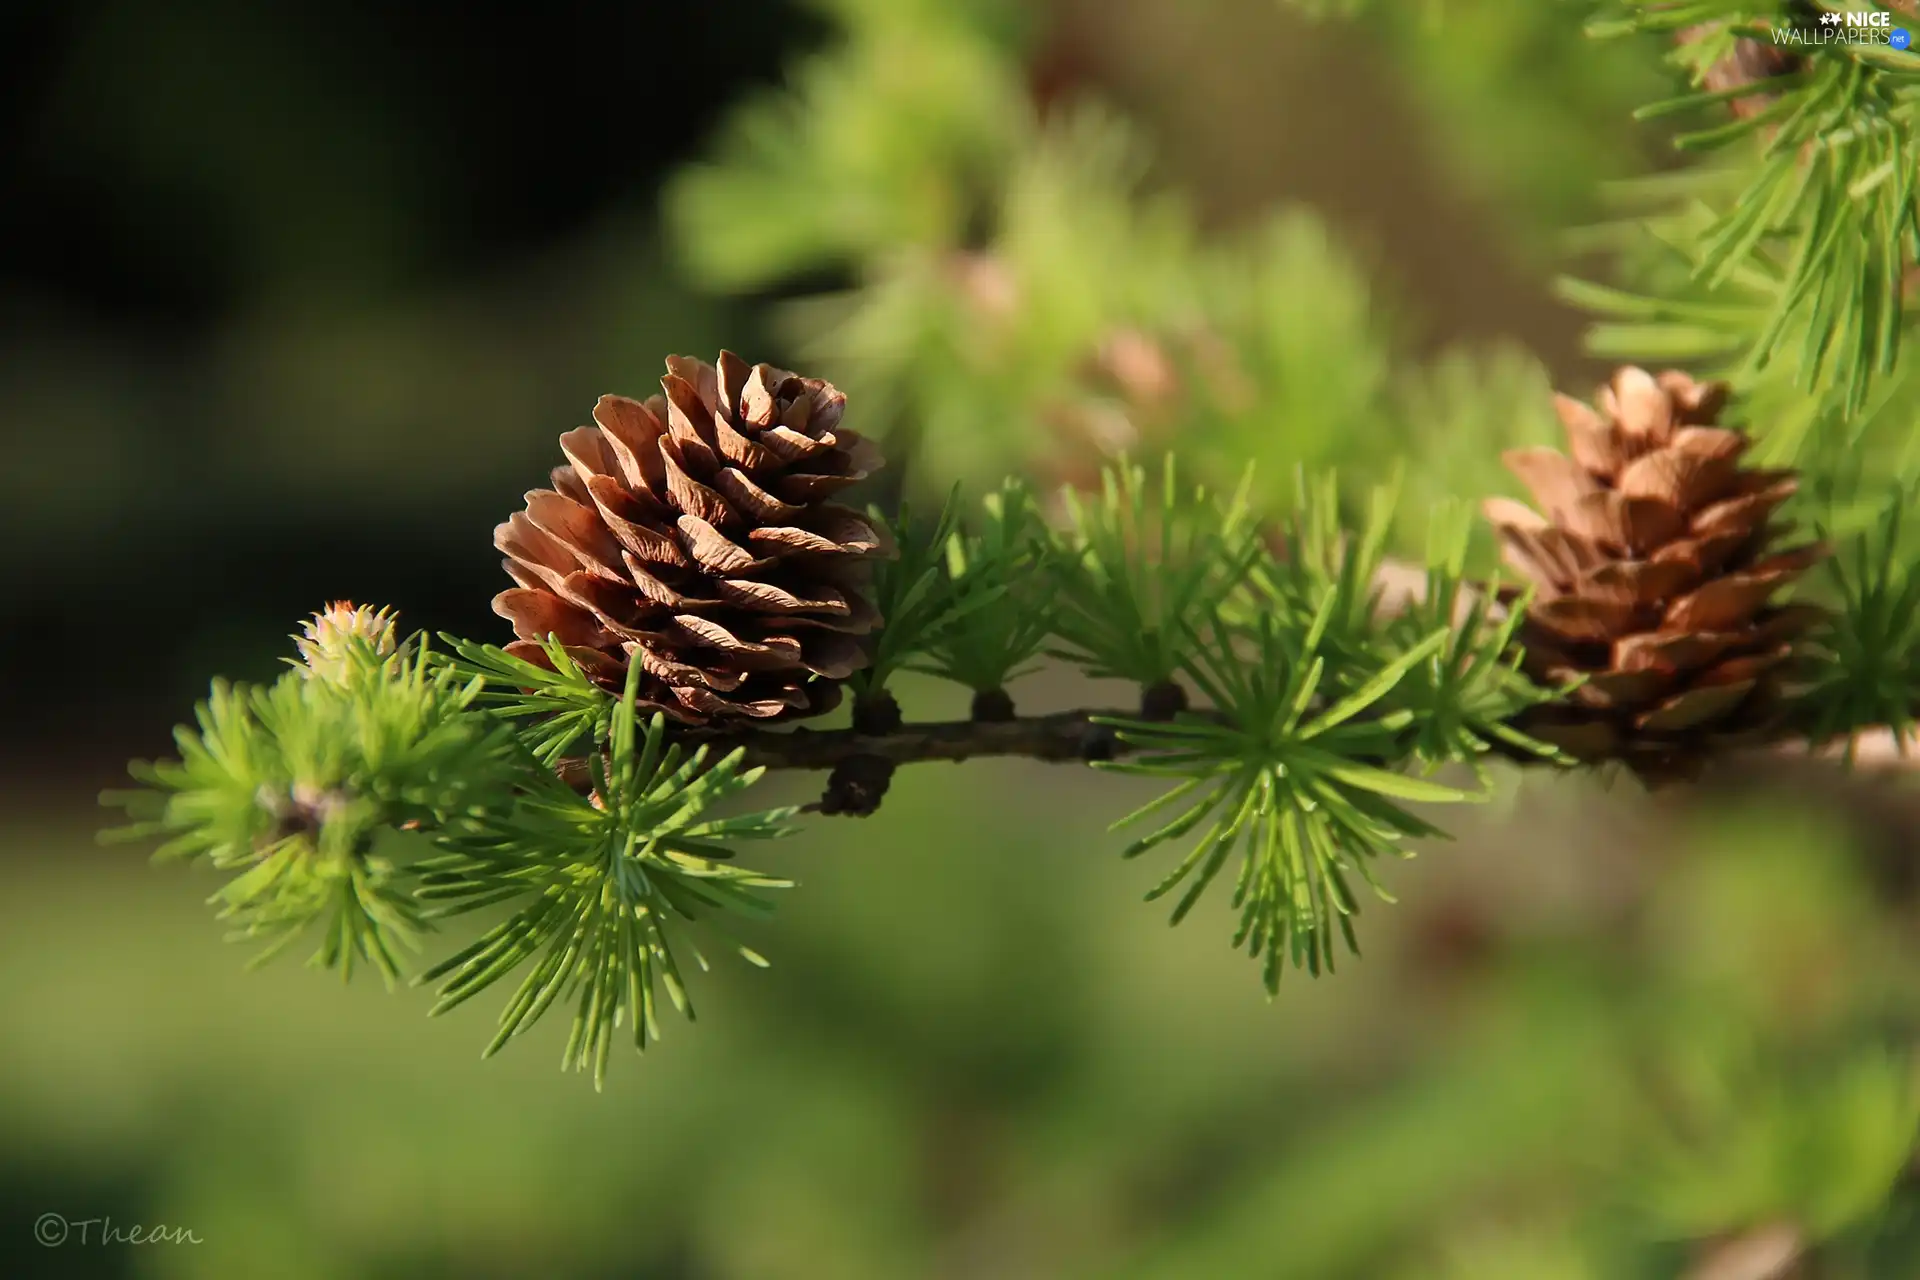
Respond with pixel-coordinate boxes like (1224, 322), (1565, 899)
(1485, 366), (1828, 782)
(493, 352), (893, 725)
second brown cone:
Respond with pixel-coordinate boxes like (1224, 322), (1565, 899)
(1485, 366), (1829, 781)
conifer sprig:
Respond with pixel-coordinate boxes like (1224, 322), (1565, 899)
(1381, 507), (1568, 773)
(844, 491), (976, 705)
(1248, 470), (1401, 669)
(1097, 595), (1475, 993)
(905, 480), (1053, 697)
(415, 664), (797, 1089)
(1799, 491), (1920, 755)
(1580, 2), (1920, 412)
(437, 635), (616, 766)
(1048, 456), (1263, 688)
(102, 635), (525, 985)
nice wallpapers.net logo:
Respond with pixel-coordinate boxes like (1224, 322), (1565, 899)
(1771, 9), (1913, 49)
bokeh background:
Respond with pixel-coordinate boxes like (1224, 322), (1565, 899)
(5, 1), (1920, 1276)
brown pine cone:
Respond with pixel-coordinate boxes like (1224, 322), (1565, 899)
(1485, 366), (1829, 782)
(493, 352), (892, 724)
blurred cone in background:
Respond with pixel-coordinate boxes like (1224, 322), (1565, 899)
(1678, 20), (1800, 120)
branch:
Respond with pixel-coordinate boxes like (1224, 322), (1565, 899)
(548, 705), (1920, 819)
(556, 705), (1171, 816)
(556, 707), (1145, 796)
(551, 689), (1561, 817)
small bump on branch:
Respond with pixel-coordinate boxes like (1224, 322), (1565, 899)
(1138, 679), (1187, 721)
(851, 690), (904, 735)
(1078, 724), (1120, 763)
(817, 755), (895, 817)
(970, 687), (1016, 722)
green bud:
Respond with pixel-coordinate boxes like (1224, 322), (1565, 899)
(292, 601), (402, 685)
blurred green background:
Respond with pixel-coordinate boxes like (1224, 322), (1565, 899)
(6, 1), (1920, 1276)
